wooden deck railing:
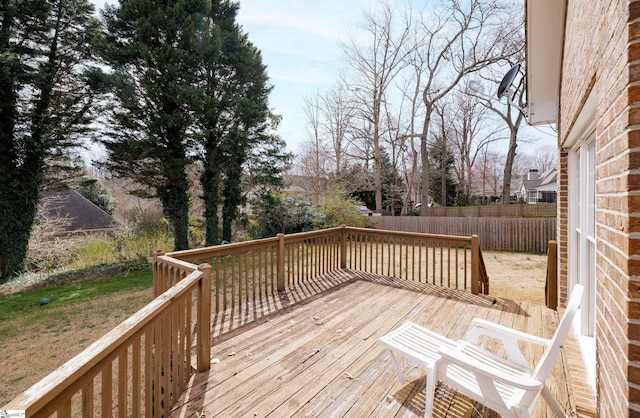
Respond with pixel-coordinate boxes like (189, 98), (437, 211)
(344, 227), (487, 293)
(3, 262), (211, 418)
(3, 226), (487, 417)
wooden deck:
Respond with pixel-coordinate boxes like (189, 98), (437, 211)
(171, 270), (591, 417)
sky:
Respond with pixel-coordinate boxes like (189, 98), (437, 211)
(89, 0), (556, 156)
(235, 0), (371, 152)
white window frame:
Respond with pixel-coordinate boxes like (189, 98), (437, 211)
(568, 136), (596, 337)
(564, 88), (597, 390)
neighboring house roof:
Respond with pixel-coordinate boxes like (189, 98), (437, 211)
(516, 169), (557, 199)
(40, 190), (119, 234)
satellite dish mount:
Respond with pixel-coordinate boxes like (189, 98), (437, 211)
(497, 63), (527, 114)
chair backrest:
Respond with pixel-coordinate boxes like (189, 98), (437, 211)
(531, 284), (584, 382)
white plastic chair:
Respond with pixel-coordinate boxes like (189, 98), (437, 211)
(378, 284), (583, 417)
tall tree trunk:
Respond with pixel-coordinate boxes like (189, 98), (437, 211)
(158, 180), (190, 251)
(222, 152), (243, 243)
(501, 110), (524, 204)
(501, 130), (518, 204)
(420, 104), (433, 215)
(202, 139), (222, 245)
(158, 134), (190, 250)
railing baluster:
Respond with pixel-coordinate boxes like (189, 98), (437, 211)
(447, 245), (451, 288)
(82, 380), (93, 418)
(132, 339), (140, 418)
(118, 349), (127, 418)
(57, 399), (71, 417)
(102, 363), (112, 417)
(145, 327), (152, 418)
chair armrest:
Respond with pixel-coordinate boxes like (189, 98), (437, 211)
(436, 346), (543, 391)
(465, 318), (551, 369)
(467, 318), (551, 347)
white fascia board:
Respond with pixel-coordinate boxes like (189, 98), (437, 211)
(526, 0), (565, 125)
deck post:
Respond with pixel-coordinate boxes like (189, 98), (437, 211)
(197, 263), (212, 372)
(277, 233), (285, 292)
(152, 250), (165, 297)
(471, 235), (480, 295)
(340, 225), (347, 269)
(546, 240), (558, 309)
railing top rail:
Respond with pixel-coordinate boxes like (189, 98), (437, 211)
(282, 226), (343, 244)
(167, 236), (280, 261)
(344, 226), (473, 245)
(155, 254), (199, 271)
(4, 269), (204, 415)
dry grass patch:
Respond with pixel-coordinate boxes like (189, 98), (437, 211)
(482, 250), (548, 305)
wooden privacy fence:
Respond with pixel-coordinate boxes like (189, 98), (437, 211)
(370, 216), (556, 253)
(426, 203), (557, 217)
(3, 226), (487, 417)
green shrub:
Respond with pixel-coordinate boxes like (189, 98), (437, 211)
(248, 192), (317, 239)
(315, 189), (370, 229)
(111, 209), (174, 260)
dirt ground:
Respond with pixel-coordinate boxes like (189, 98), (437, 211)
(0, 250), (548, 407)
(481, 250), (548, 305)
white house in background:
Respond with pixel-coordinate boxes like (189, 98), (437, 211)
(514, 168), (557, 204)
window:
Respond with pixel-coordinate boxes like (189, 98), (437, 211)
(568, 133), (596, 337)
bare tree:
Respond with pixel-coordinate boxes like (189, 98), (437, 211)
(319, 86), (357, 174)
(448, 85), (503, 204)
(475, 148), (504, 201)
(513, 146), (558, 176)
(395, 52), (427, 215)
(342, 0), (414, 212)
(469, 61), (526, 203)
(301, 92), (330, 202)
(414, 0), (516, 213)
(381, 97), (411, 215)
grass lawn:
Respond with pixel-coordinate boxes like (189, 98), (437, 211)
(0, 250), (548, 407)
(0, 264), (154, 406)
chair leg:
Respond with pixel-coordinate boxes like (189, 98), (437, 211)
(541, 385), (567, 418)
(386, 349), (406, 385)
(424, 368), (437, 418)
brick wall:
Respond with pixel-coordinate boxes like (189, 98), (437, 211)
(557, 150), (568, 305)
(559, 0), (640, 416)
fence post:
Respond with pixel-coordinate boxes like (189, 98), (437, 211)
(277, 233), (285, 292)
(471, 235), (480, 295)
(197, 263), (212, 372)
(152, 250), (165, 297)
(340, 225), (347, 269)
(546, 240), (558, 310)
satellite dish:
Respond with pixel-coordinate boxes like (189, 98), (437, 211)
(497, 64), (521, 98)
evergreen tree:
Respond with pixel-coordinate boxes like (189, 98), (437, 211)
(195, 0), (280, 244)
(380, 150), (404, 215)
(100, 0), (210, 250)
(0, 0), (101, 280)
(429, 137), (459, 207)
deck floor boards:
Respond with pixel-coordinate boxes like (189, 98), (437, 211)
(171, 270), (591, 417)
